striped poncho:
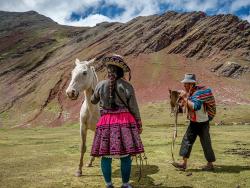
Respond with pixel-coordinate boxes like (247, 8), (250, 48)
(189, 86), (216, 121)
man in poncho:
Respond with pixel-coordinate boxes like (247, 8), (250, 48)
(173, 73), (216, 171)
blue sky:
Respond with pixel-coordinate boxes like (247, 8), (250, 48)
(0, 0), (249, 26)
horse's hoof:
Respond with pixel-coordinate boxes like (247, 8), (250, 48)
(75, 170), (82, 177)
(86, 163), (93, 167)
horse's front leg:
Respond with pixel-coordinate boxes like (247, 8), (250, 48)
(75, 123), (87, 177)
(86, 112), (99, 168)
(86, 156), (95, 167)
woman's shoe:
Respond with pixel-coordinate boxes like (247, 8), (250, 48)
(106, 183), (114, 188)
(121, 183), (132, 188)
(106, 185), (114, 188)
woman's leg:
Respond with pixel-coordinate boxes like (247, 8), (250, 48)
(120, 155), (132, 184)
(101, 157), (113, 185)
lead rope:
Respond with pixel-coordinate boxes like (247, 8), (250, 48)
(171, 89), (192, 164)
(94, 59), (147, 180)
(171, 96), (181, 164)
(134, 152), (148, 182)
(113, 87), (148, 181)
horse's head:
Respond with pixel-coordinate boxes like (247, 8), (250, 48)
(66, 58), (98, 100)
(169, 89), (183, 113)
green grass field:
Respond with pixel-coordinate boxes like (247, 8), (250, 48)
(0, 122), (250, 188)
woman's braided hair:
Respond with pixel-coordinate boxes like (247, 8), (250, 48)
(107, 64), (124, 109)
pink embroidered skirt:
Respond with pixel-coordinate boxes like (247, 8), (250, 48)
(91, 109), (144, 157)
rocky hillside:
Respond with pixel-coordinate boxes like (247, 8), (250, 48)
(86, 11), (250, 59)
(0, 10), (249, 127)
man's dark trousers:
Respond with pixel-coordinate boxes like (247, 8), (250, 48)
(179, 120), (216, 162)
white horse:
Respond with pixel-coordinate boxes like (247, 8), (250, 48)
(66, 58), (100, 177)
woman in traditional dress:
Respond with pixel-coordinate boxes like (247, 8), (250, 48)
(91, 54), (144, 188)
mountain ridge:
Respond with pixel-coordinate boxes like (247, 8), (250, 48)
(0, 10), (249, 127)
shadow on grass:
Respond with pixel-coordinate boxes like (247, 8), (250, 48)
(188, 165), (250, 173)
(82, 174), (103, 177)
(113, 165), (192, 188)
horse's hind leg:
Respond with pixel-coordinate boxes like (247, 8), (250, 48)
(86, 156), (95, 167)
(75, 124), (87, 177)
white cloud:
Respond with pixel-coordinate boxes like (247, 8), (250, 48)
(0, 0), (249, 26)
(230, 0), (250, 12)
(184, 0), (218, 12)
(0, 0), (101, 25)
(102, 0), (160, 22)
(66, 14), (112, 27)
(242, 13), (250, 22)
(159, 0), (219, 12)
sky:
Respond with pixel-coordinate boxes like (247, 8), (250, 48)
(0, 0), (250, 27)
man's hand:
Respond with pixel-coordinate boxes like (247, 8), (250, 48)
(179, 90), (187, 99)
(178, 98), (186, 107)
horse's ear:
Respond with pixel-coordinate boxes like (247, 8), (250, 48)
(169, 89), (172, 95)
(91, 66), (98, 90)
(89, 58), (96, 63)
(75, 58), (80, 65)
(87, 58), (96, 66)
